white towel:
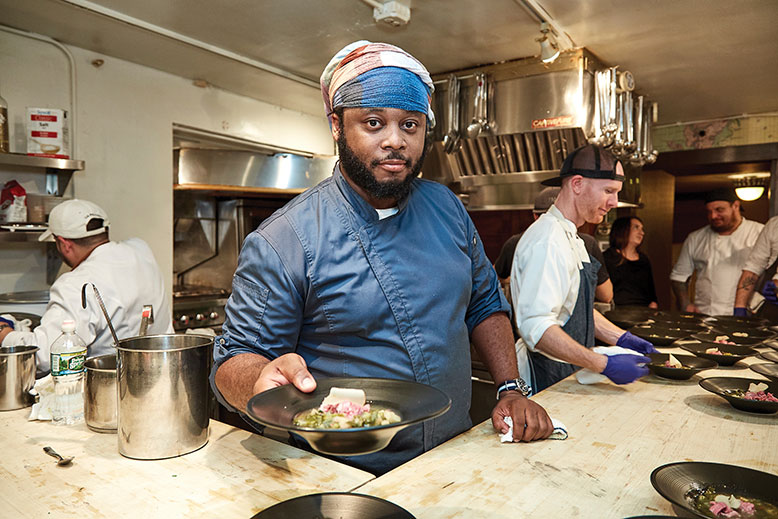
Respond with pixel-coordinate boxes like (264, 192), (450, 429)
(575, 346), (645, 385)
(500, 416), (568, 442)
(28, 375), (54, 421)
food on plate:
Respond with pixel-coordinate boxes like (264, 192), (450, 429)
(724, 382), (778, 403)
(663, 354), (683, 368)
(292, 387), (401, 429)
(715, 335), (736, 345)
(732, 332), (748, 337)
(689, 485), (778, 518)
(705, 347), (735, 356)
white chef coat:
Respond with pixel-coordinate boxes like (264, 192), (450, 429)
(670, 218), (764, 316)
(512, 203), (591, 341)
(1, 238), (173, 371)
(742, 215), (778, 279)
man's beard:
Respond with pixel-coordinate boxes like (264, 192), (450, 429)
(337, 130), (427, 202)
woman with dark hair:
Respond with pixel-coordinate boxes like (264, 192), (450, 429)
(603, 216), (659, 308)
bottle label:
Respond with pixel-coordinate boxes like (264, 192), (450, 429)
(51, 349), (87, 376)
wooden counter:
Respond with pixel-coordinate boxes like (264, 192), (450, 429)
(0, 411), (373, 518)
(357, 347), (778, 518)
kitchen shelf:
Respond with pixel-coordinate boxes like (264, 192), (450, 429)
(0, 153), (84, 171)
(0, 232), (44, 243)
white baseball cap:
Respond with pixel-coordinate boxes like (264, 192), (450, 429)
(39, 199), (110, 242)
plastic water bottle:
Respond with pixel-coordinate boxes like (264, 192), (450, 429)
(50, 320), (87, 425)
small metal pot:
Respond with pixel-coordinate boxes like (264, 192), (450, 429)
(84, 354), (117, 432)
(0, 346), (39, 411)
(117, 334), (213, 460)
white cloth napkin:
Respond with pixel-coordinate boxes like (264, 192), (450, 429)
(575, 346), (645, 385)
(28, 375), (54, 421)
(499, 416), (568, 442)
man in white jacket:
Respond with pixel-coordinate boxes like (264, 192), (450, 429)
(0, 199), (172, 371)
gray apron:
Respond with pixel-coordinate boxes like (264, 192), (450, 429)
(529, 255), (600, 393)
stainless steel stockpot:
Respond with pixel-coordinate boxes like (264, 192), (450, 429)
(0, 346), (39, 411)
(117, 334), (213, 460)
(84, 354), (117, 432)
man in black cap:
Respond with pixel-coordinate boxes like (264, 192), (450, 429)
(670, 188), (763, 315)
(512, 145), (656, 393)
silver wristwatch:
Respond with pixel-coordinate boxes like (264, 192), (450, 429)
(496, 377), (531, 400)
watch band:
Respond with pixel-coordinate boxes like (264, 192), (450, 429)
(496, 377), (531, 400)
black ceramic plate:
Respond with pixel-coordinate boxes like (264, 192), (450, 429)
(605, 308), (655, 328)
(647, 353), (717, 380)
(650, 461), (778, 519)
(759, 350), (778, 363)
(680, 342), (757, 366)
(750, 363), (778, 382)
(652, 310), (709, 324)
(706, 314), (771, 328)
(632, 325), (691, 346)
(251, 493), (415, 519)
(699, 377), (778, 413)
(706, 326), (775, 344)
(691, 331), (763, 348)
(246, 377), (451, 456)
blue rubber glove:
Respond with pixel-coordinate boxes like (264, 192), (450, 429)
(762, 281), (778, 304)
(601, 354), (651, 385)
(617, 331), (659, 354)
(733, 307), (748, 317)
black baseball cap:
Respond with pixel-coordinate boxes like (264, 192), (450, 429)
(704, 187), (738, 204)
(542, 144), (625, 187)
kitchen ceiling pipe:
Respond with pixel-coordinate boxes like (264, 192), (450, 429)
(59, 0), (320, 89)
(514, 0), (575, 51)
(0, 24), (78, 154)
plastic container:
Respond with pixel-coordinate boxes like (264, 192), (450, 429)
(50, 320), (86, 425)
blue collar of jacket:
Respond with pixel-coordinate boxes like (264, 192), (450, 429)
(333, 162), (412, 224)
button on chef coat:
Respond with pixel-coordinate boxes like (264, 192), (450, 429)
(1, 239), (173, 371)
(742, 215), (778, 279)
(511, 205), (591, 350)
(670, 218), (764, 315)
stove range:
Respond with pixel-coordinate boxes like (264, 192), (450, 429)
(172, 285), (229, 332)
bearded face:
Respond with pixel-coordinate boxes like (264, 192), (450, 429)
(335, 107), (428, 203)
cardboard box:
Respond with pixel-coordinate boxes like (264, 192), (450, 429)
(26, 108), (70, 158)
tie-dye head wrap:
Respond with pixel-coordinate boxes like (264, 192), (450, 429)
(320, 40), (435, 128)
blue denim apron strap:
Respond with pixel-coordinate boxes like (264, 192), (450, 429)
(530, 254), (600, 393)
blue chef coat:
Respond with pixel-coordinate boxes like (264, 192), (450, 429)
(211, 164), (509, 474)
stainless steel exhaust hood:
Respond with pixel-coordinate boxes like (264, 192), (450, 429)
(423, 48), (650, 210)
(173, 125), (337, 194)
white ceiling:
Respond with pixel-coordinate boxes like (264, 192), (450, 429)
(1, 0), (777, 124)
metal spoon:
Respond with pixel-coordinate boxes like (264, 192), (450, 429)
(44, 446), (74, 466)
(81, 282), (121, 349)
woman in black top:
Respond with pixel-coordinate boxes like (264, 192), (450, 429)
(603, 216), (658, 308)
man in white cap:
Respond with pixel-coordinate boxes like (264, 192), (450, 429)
(0, 199), (172, 370)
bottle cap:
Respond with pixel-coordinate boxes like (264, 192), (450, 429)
(61, 319), (76, 333)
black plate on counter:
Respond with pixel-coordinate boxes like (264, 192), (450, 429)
(251, 493), (415, 519)
(651, 310), (709, 324)
(605, 307), (655, 328)
(699, 377), (778, 413)
(632, 325), (693, 346)
(680, 342), (758, 366)
(759, 350), (778, 363)
(705, 314), (771, 328)
(691, 331), (764, 348)
(650, 461), (778, 519)
(647, 353), (717, 380)
(706, 326), (775, 344)
(749, 363), (778, 382)
(246, 377), (451, 456)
